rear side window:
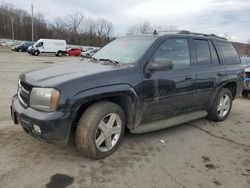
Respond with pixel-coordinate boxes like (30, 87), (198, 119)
(194, 39), (211, 65)
(209, 41), (220, 65)
(217, 41), (240, 64)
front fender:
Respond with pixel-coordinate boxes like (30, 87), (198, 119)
(67, 84), (141, 128)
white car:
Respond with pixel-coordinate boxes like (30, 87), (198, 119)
(31, 39), (67, 56)
(81, 48), (99, 57)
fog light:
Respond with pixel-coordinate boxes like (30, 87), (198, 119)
(33, 124), (41, 134)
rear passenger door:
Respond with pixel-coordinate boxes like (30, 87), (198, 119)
(192, 38), (227, 109)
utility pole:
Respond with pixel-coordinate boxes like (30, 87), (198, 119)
(31, 3), (34, 42)
(11, 16), (14, 40)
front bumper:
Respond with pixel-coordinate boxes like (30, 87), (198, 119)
(11, 95), (74, 143)
(27, 48), (34, 54)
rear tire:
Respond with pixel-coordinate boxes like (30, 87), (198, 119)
(207, 88), (233, 121)
(75, 101), (125, 159)
(57, 51), (63, 57)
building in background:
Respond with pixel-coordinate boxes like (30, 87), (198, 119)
(233, 42), (250, 58)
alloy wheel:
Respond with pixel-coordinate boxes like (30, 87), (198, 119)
(95, 113), (122, 152)
(217, 94), (231, 118)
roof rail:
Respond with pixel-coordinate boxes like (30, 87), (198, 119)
(178, 30), (227, 40)
(153, 30), (227, 40)
(152, 30), (183, 35)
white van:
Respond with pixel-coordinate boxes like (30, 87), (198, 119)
(31, 39), (67, 56)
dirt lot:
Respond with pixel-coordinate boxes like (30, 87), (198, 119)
(0, 48), (250, 188)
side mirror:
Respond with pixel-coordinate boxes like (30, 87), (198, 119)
(148, 58), (173, 71)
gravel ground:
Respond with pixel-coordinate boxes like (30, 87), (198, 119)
(0, 49), (250, 188)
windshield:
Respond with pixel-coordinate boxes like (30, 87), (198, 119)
(93, 37), (157, 64)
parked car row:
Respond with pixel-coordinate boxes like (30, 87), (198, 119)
(8, 38), (100, 57)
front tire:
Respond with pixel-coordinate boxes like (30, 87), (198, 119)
(75, 101), (125, 159)
(207, 88), (233, 121)
(33, 50), (40, 56)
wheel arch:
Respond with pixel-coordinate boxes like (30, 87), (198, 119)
(69, 85), (140, 142)
(208, 81), (237, 110)
(222, 81), (237, 99)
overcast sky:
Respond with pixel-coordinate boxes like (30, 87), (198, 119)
(3, 0), (250, 43)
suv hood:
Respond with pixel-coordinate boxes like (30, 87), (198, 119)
(21, 61), (115, 87)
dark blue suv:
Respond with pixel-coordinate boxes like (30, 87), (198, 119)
(11, 31), (244, 159)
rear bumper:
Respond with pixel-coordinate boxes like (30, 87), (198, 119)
(11, 95), (74, 144)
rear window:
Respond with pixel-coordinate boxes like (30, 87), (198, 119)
(217, 41), (240, 64)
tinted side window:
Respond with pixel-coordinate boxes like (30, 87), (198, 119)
(194, 39), (211, 65)
(217, 41), (240, 64)
(209, 41), (220, 65)
(36, 42), (43, 47)
(153, 38), (190, 70)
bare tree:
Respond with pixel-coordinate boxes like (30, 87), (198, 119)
(95, 18), (114, 46)
(127, 21), (153, 35)
(96, 18), (114, 37)
(223, 32), (232, 40)
(84, 18), (96, 35)
(127, 21), (179, 35)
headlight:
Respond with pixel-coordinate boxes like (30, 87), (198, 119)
(30, 88), (60, 111)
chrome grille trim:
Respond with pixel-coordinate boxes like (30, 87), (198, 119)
(17, 79), (32, 107)
(18, 91), (28, 107)
(18, 81), (30, 94)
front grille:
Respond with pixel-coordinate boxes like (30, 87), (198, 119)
(18, 80), (33, 107)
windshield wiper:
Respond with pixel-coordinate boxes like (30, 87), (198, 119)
(81, 56), (98, 62)
(85, 56), (98, 61)
(99, 58), (121, 67)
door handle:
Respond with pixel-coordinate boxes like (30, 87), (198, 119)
(185, 77), (194, 81)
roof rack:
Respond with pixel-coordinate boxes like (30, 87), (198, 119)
(153, 30), (227, 40)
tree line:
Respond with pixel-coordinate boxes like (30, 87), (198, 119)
(0, 3), (115, 47)
(1, 2), (238, 48)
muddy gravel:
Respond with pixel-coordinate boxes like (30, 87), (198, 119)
(0, 50), (250, 188)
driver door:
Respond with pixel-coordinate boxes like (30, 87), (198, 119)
(141, 37), (196, 123)
(36, 42), (44, 52)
